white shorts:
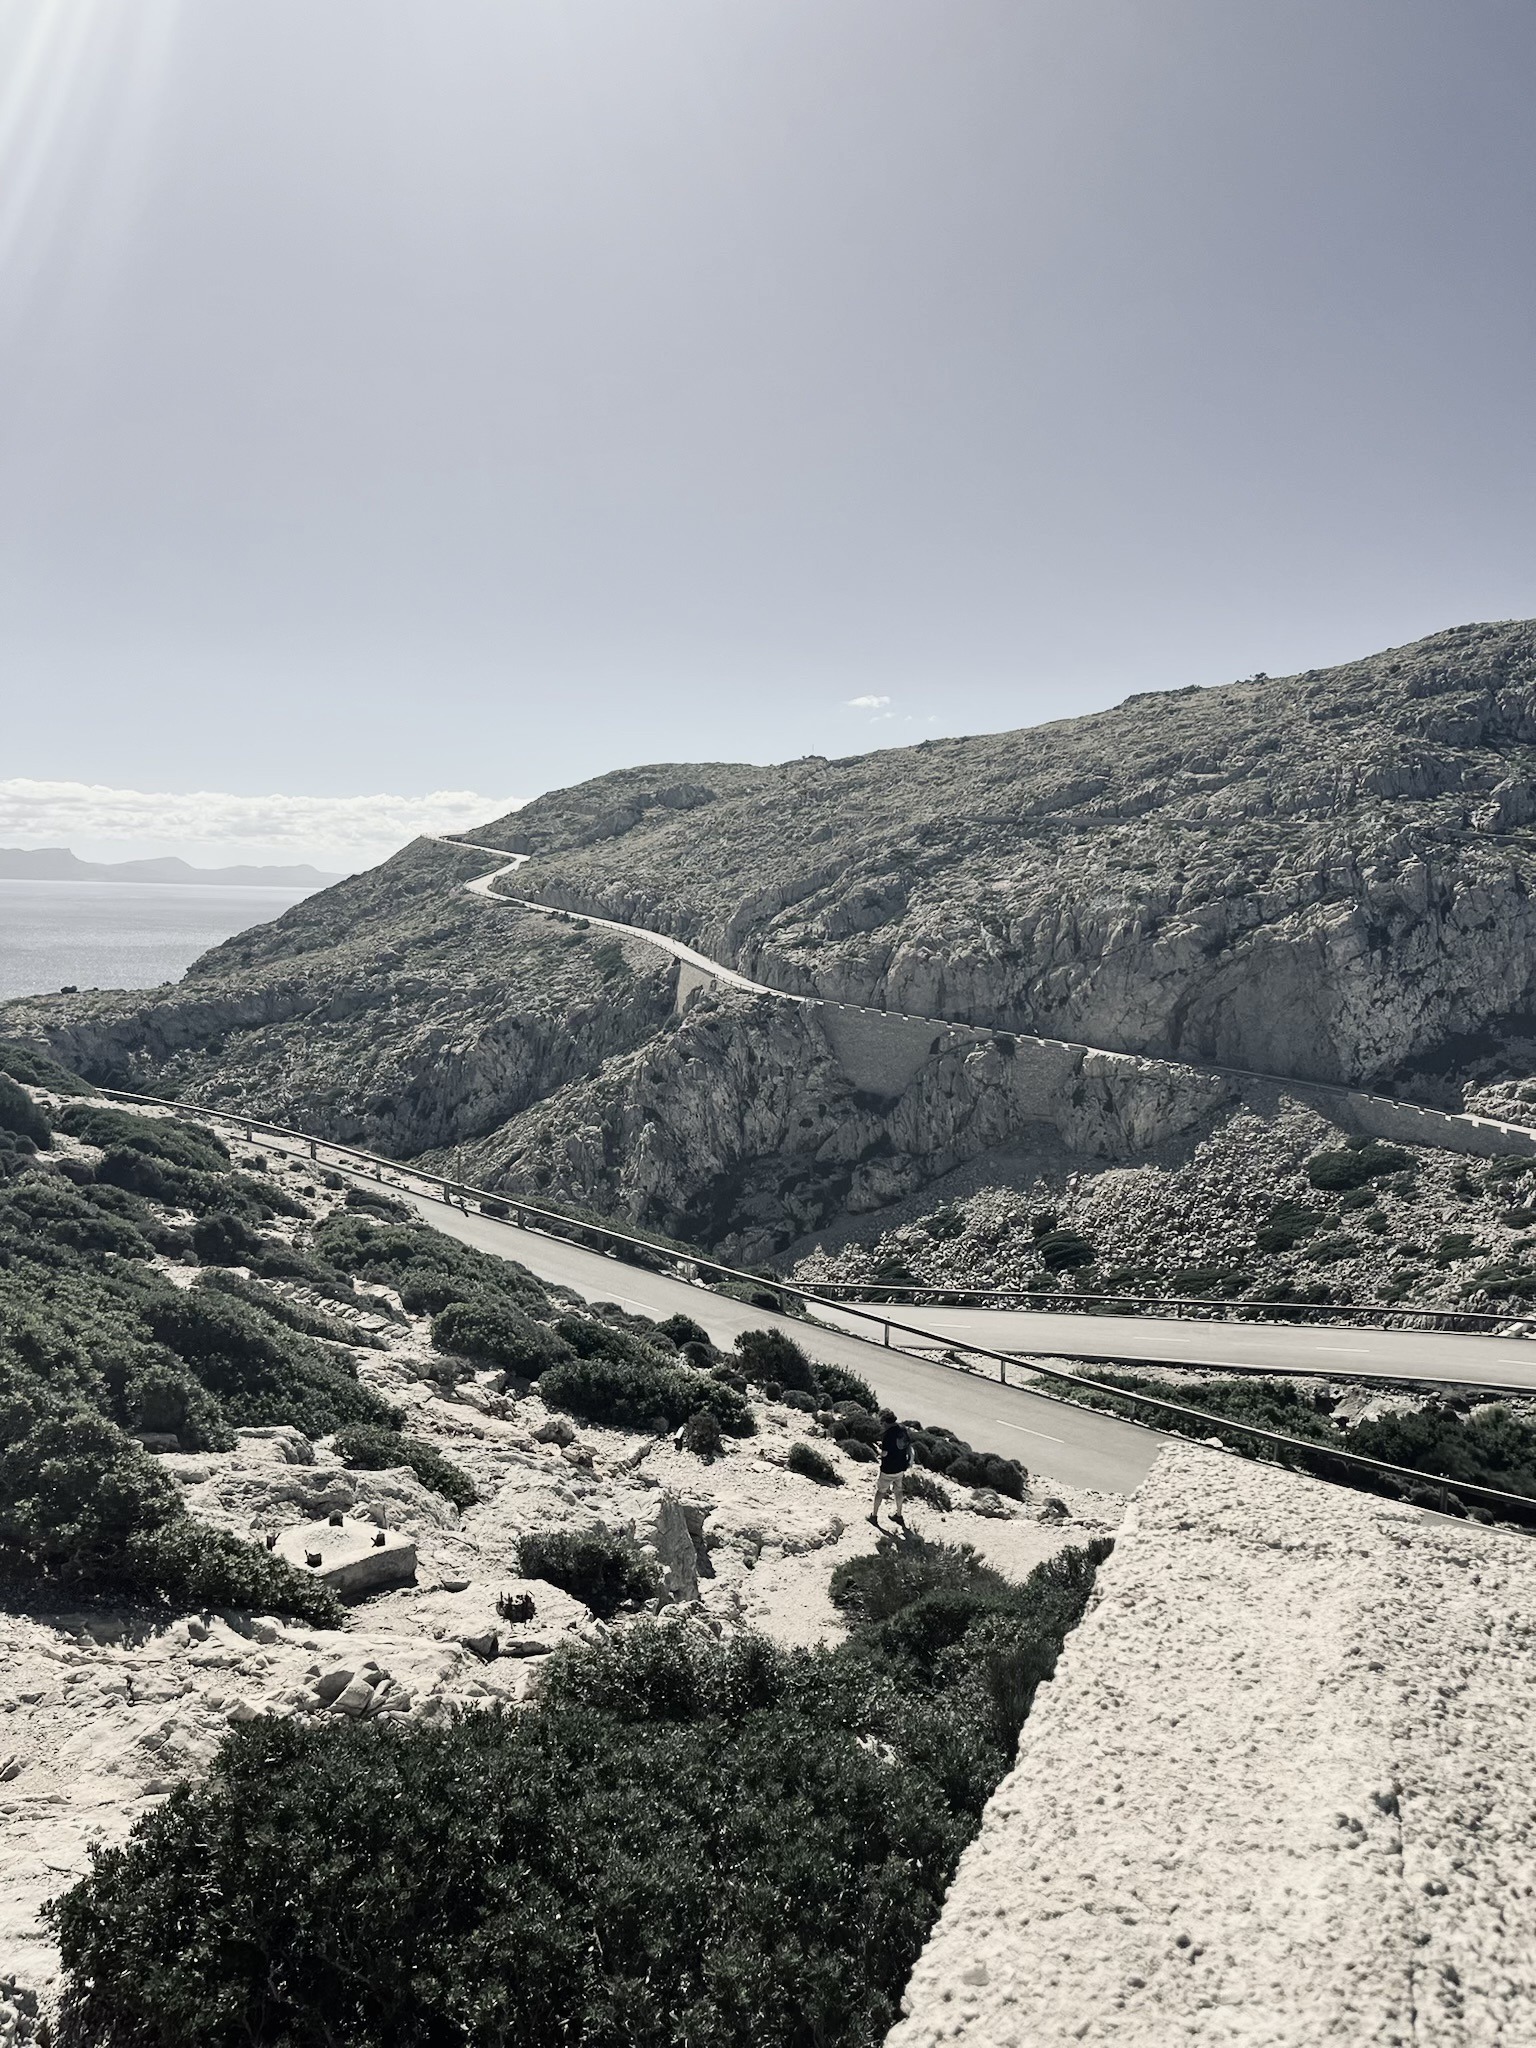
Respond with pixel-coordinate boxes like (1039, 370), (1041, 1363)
(873, 1469), (906, 1507)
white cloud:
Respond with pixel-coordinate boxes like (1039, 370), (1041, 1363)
(0, 780), (523, 873)
(846, 694), (891, 709)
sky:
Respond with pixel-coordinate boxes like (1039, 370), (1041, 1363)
(2, 0), (1535, 868)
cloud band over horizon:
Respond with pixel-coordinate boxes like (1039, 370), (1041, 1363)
(0, 780), (524, 871)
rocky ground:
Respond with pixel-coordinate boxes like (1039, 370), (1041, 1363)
(890, 1441), (1536, 2048)
(0, 1138), (1116, 2019)
(796, 1092), (1536, 1317)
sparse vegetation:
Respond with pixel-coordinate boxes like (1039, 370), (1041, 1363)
(51, 1542), (1109, 2046)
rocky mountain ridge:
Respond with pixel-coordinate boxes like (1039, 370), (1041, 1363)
(9, 620), (1536, 1256)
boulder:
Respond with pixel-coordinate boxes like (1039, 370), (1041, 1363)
(637, 1493), (702, 1599)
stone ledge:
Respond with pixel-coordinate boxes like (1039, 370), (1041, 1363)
(888, 1443), (1536, 2047)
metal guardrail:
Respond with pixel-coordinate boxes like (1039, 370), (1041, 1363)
(88, 1082), (1536, 1528)
(800, 1278), (1526, 1332)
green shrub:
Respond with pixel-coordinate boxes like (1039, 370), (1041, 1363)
(342, 1185), (414, 1223)
(1034, 1229), (1095, 1272)
(733, 1327), (820, 1394)
(1255, 1199), (1327, 1253)
(430, 1298), (570, 1373)
(517, 1526), (660, 1617)
(49, 1548), (1111, 2048)
(143, 1293), (397, 1438)
(903, 1471), (952, 1512)
(679, 1410), (723, 1459)
(191, 1210), (264, 1266)
(657, 1312), (711, 1349)
(0, 1370), (338, 1622)
(0, 1040), (91, 1095)
(0, 1075), (50, 1148)
(539, 1352), (754, 1436)
(787, 1440), (842, 1486)
(816, 1361), (878, 1410)
(1305, 1141), (1413, 1191)
(330, 1423), (477, 1508)
(56, 1105), (229, 1173)
(195, 1269), (385, 1349)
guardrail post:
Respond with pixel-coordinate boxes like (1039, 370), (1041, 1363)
(883, 1322), (890, 1347)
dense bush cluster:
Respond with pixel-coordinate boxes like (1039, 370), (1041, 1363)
(52, 1538), (1109, 2047)
(517, 1525), (661, 1617)
(0, 1088), (364, 1617)
(429, 1297), (571, 1375)
(538, 1349), (754, 1436)
(786, 1440), (842, 1485)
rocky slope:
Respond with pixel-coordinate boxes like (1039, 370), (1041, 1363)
(11, 620), (1536, 1255)
(795, 1092), (1536, 1316)
(490, 617), (1536, 1093)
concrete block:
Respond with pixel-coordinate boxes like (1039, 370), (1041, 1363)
(274, 1517), (416, 1599)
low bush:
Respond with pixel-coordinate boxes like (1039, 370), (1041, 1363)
(0, 1371), (340, 1623)
(517, 1526), (660, 1617)
(734, 1327), (820, 1394)
(539, 1352), (754, 1436)
(816, 1361), (878, 1410)
(1305, 1140), (1413, 1191)
(1034, 1229), (1095, 1272)
(195, 1269), (385, 1349)
(786, 1440), (842, 1486)
(1255, 1198), (1329, 1253)
(0, 1040), (91, 1095)
(430, 1298), (570, 1374)
(679, 1409), (724, 1459)
(56, 1105), (229, 1174)
(191, 1210), (265, 1266)
(143, 1292), (398, 1438)
(50, 1546), (1110, 2048)
(840, 1438), (877, 1464)
(903, 1471), (952, 1512)
(330, 1423), (477, 1509)
(0, 1076), (50, 1149)
(657, 1312), (711, 1349)
(342, 1185), (414, 1223)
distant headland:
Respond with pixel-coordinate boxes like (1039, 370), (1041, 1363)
(0, 846), (345, 887)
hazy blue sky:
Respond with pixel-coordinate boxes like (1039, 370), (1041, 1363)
(3, 0), (1535, 862)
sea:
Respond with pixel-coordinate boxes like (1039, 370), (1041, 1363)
(0, 879), (319, 1003)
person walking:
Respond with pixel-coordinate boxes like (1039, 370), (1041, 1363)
(870, 1407), (913, 1527)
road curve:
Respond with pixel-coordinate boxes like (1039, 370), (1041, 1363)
(806, 1301), (1536, 1394)
(369, 1179), (1163, 1495)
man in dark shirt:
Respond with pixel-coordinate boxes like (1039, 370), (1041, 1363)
(870, 1407), (912, 1527)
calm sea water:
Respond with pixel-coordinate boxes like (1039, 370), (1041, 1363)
(0, 879), (319, 1002)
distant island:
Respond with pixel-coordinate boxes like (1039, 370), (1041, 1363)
(0, 847), (345, 887)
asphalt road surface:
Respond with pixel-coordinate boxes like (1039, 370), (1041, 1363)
(806, 1302), (1536, 1394)
(387, 1188), (1163, 1496)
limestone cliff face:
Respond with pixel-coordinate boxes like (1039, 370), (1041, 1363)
(492, 621), (1536, 1088)
(435, 992), (1234, 1262)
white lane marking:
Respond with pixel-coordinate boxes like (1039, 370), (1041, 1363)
(991, 1418), (1063, 1444)
(1315, 1346), (1369, 1354)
